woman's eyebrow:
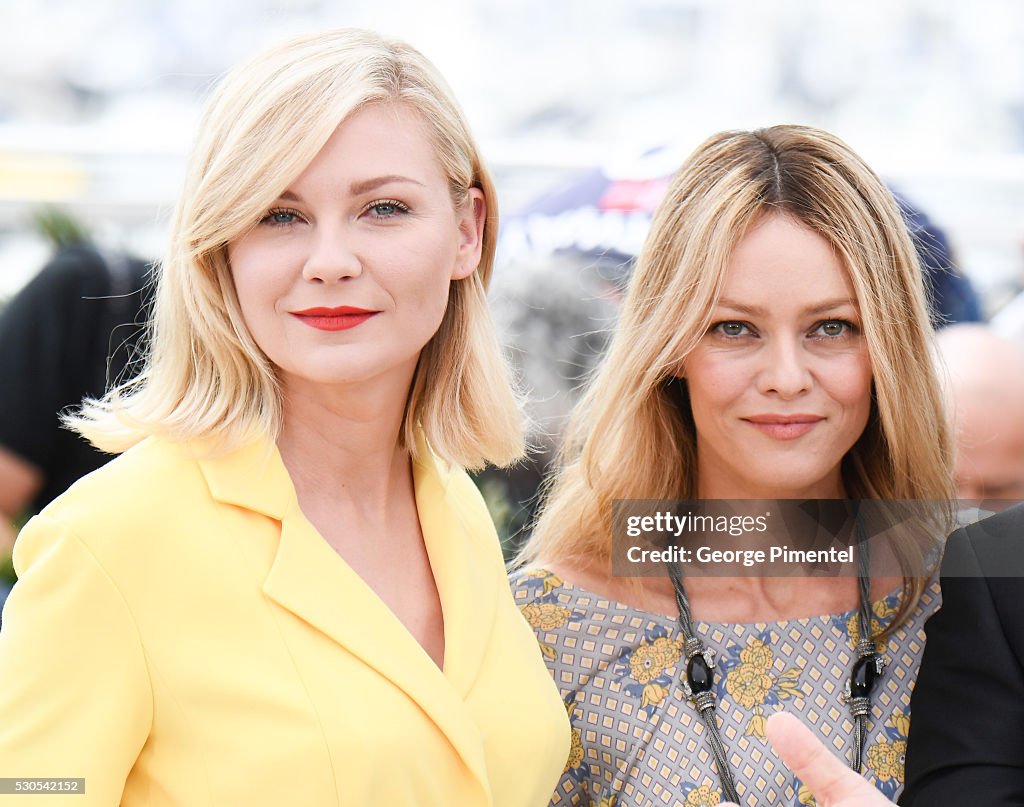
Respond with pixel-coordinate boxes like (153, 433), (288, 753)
(716, 297), (857, 316)
(715, 299), (765, 316)
(274, 175), (427, 203)
(349, 175), (426, 195)
(803, 298), (858, 315)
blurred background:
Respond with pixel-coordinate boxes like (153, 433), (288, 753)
(2, 0), (1023, 297)
(2, 0), (1024, 553)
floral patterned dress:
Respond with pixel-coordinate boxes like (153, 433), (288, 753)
(510, 568), (941, 806)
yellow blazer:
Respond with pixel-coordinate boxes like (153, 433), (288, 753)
(0, 435), (569, 805)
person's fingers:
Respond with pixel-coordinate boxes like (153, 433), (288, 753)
(765, 712), (866, 804)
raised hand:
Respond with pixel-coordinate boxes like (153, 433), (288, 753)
(721, 712), (893, 807)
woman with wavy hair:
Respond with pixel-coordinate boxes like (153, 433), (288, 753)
(0, 29), (568, 805)
(512, 125), (954, 805)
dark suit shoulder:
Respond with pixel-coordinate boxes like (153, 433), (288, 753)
(902, 504), (1024, 805)
(942, 503), (1024, 578)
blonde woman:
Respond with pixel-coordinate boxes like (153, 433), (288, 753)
(512, 126), (954, 805)
(0, 29), (569, 805)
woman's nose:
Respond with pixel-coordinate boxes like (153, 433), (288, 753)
(302, 225), (362, 283)
(756, 338), (813, 399)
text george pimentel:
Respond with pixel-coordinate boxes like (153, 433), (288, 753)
(626, 544), (854, 567)
(622, 510), (854, 567)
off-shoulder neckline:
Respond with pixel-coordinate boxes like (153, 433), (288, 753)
(511, 566), (936, 631)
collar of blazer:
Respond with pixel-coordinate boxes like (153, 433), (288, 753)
(195, 430), (496, 798)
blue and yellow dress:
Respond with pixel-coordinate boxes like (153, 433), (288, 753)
(511, 568), (941, 806)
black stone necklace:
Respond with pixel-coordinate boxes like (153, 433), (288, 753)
(666, 541), (884, 804)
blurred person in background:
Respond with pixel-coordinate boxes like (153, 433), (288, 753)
(512, 125), (954, 805)
(0, 212), (150, 619)
(892, 190), (983, 329)
(937, 323), (1024, 503)
(0, 28), (568, 805)
(478, 252), (618, 550)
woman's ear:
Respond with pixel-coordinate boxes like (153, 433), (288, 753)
(451, 188), (486, 281)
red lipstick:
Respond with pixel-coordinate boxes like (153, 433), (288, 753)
(743, 414), (824, 440)
(290, 306), (379, 332)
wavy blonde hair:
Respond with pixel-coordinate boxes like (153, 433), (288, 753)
(69, 28), (521, 469)
(520, 125), (954, 627)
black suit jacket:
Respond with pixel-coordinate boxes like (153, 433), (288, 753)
(902, 503), (1024, 805)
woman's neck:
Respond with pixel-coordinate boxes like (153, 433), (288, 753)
(276, 376), (411, 519)
(696, 475), (846, 501)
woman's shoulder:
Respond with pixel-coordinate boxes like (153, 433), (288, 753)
(508, 566), (567, 602)
(509, 567), (592, 644)
(509, 563), (657, 621)
(24, 437), (214, 560)
(44, 437), (206, 517)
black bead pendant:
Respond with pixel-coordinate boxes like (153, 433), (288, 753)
(686, 653), (715, 694)
(850, 654), (879, 698)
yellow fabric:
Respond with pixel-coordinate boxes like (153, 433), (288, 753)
(0, 435), (569, 805)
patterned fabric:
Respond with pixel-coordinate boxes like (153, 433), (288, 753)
(511, 568), (942, 806)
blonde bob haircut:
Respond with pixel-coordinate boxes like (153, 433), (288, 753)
(520, 125), (954, 629)
(70, 28), (522, 469)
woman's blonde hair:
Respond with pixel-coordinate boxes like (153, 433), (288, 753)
(69, 28), (521, 469)
(520, 125), (954, 627)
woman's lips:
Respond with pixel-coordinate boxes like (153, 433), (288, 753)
(290, 306), (379, 332)
(743, 415), (824, 440)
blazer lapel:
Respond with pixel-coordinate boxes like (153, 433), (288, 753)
(198, 436), (493, 801)
(412, 438), (498, 699)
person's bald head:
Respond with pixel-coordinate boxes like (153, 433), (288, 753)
(938, 324), (1024, 501)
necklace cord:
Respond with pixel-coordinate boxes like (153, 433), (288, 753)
(851, 516), (875, 772)
(668, 558), (741, 802)
(667, 513), (879, 800)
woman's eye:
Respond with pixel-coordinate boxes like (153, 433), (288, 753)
(364, 199), (409, 219)
(815, 320), (856, 338)
(260, 208), (302, 227)
(715, 321), (750, 338)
